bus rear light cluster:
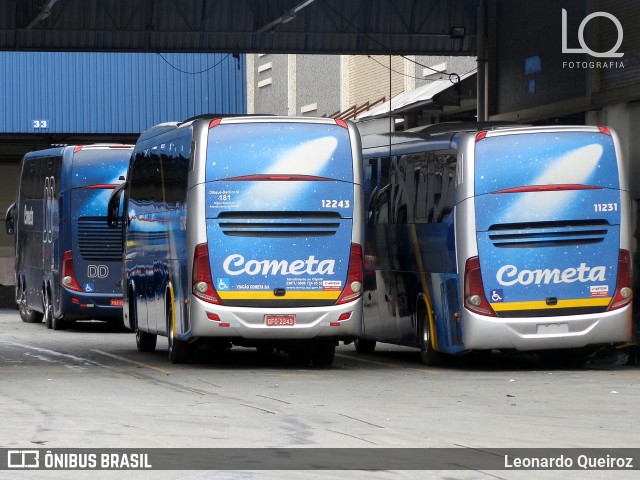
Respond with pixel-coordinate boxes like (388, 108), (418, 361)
(463, 256), (497, 317)
(192, 243), (222, 304)
(336, 243), (363, 305)
(61, 250), (82, 292)
(607, 249), (633, 311)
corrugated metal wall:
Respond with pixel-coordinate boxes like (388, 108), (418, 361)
(0, 52), (246, 134)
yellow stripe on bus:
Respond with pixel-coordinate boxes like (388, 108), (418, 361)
(218, 291), (340, 300)
(491, 297), (612, 311)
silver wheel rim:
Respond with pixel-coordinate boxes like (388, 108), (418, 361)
(44, 290), (51, 324)
(421, 315), (430, 355)
(20, 291), (30, 316)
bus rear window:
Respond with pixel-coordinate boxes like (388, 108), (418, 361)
(206, 122), (353, 182)
(71, 149), (131, 189)
(474, 131), (619, 196)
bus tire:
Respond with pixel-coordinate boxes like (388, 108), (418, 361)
(419, 310), (446, 367)
(19, 287), (43, 324)
(51, 314), (66, 330)
(167, 300), (192, 364)
(128, 284), (138, 331)
(136, 330), (157, 352)
(311, 342), (336, 367)
(354, 338), (376, 354)
(45, 286), (65, 331)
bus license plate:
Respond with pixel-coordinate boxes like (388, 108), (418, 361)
(110, 299), (123, 307)
(265, 315), (295, 326)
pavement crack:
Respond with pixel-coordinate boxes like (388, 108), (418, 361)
(337, 413), (385, 428)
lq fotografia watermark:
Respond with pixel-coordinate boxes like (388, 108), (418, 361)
(561, 8), (624, 69)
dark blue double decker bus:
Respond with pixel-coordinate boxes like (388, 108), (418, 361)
(6, 144), (132, 329)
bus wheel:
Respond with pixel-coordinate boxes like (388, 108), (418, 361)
(354, 338), (376, 354)
(19, 287), (43, 324)
(43, 287), (53, 329)
(51, 317), (66, 330)
(419, 311), (446, 367)
(167, 303), (192, 364)
(311, 342), (336, 367)
(136, 330), (157, 353)
(45, 288), (65, 331)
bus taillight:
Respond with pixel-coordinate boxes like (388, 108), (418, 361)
(192, 243), (222, 304)
(607, 249), (633, 311)
(463, 257), (496, 317)
(336, 243), (363, 305)
(61, 250), (82, 292)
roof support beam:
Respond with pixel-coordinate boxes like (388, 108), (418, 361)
(25, 0), (59, 30)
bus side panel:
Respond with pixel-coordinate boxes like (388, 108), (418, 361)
(125, 137), (190, 335)
(362, 148), (460, 351)
(16, 154), (63, 313)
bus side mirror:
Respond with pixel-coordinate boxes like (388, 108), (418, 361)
(107, 183), (127, 228)
(5, 202), (15, 235)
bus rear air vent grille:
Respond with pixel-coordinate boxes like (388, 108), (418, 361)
(77, 217), (123, 260)
(488, 220), (609, 248)
(217, 211), (342, 238)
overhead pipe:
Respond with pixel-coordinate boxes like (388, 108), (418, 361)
(25, 0), (59, 30)
(477, 0), (487, 121)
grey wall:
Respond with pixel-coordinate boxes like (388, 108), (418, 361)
(254, 54), (289, 115)
(296, 55), (341, 116)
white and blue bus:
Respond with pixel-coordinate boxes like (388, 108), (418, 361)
(358, 124), (633, 365)
(108, 115), (364, 365)
(6, 144), (132, 330)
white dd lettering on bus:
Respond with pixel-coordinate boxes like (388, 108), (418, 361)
(497, 263), (606, 286)
(223, 254), (335, 276)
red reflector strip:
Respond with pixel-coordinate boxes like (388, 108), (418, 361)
(493, 184), (601, 194)
(475, 131), (488, 142)
(335, 118), (348, 129)
(598, 126), (612, 136)
(209, 118), (222, 129)
(73, 146), (83, 153)
(218, 323), (230, 327)
(226, 174), (332, 182)
(84, 184), (119, 190)
(330, 322), (341, 327)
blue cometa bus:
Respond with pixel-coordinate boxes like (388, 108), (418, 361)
(108, 115), (364, 365)
(357, 124), (633, 365)
(6, 144), (132, 330)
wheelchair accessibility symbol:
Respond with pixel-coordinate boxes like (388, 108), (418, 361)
(216, 278), (230, 290)
(491, 289), (504, 302)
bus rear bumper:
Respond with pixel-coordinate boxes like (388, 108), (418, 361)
(188, 297), (362, 341)
(60, 292), (124, 320)
(461, 306), (633, 351)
